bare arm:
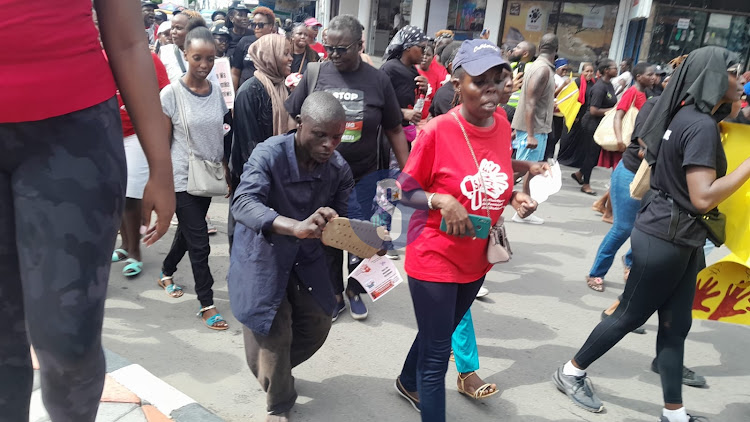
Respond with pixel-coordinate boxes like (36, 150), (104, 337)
(96, 0), (174, 245)
(589, 105), (613, 117)
(271, 208), (338, 239)
(384, 125), (409, 170)
(232, 67), (242, 93)
(613, 109), (627, 151)
(686, 160), (750, 214)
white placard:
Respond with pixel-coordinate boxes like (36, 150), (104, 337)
(582, 6), (604, 29)
(213, 57), (235, 110)
(525, 6), (544, 32)
(349, 255), (404, 302)
(529, 161), (562, 204)
(677, 18), (691, 29)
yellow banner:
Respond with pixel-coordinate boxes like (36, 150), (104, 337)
(692, 122), (750, 326)
(717, 122), (750, 263)
(556, 81), (582, 131)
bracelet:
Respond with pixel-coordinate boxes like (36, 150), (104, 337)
(427, 193), (437, 210)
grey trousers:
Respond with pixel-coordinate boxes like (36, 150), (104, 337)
(243, 274), (332, 415)
(0, 98), (125, 421)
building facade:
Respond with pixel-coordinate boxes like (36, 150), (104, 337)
(317, 0), (750, 71)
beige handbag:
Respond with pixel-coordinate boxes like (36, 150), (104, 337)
(594, 97), (638, 152)
(629, 159), (651, 200)
(451, 112), (512, 264)
(172, 82), (227, 197)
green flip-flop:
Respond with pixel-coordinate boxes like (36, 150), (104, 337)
(122, 258), (143, 277)
(112, 248), (129, 262)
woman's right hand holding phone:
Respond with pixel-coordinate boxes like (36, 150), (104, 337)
(434, 194), (476, 237)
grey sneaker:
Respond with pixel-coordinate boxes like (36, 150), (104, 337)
(553, 366), (604, 413)
(651, 358), (707, 387)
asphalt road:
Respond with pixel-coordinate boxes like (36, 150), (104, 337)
(102, 165), (750, 421)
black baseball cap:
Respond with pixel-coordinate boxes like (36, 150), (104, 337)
(452, 39), (509, 76)
(211, 23), (230, 36)
(234, 3), (250, 13)
(141, 1), (157, 9)
(211, 10), (227, 21)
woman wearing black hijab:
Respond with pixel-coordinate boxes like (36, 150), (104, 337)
(553, 47), (750, 422)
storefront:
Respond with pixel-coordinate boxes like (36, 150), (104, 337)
(499, 1), (621, 70)
(258, 0), (316, 22)
(645, 1), (750, 68)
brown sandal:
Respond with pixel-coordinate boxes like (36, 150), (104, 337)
(158, 274), (184, 298)
(457, 372), (499, 400)
(586, 276), (605, 292)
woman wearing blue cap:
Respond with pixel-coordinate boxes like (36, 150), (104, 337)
(395, 39), (538, 421)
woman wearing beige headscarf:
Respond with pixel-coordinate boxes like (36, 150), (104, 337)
(228, 33), (293, 247)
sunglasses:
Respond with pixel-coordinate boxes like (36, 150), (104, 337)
(323, 41), (358, 56)
(249, 22), (269, 30)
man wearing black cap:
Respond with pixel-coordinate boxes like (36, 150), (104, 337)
(646, 65), (668, 98)
(141, 1), (157, 44)
(228, 3), (251, 60)
(154, 10), (167, 27)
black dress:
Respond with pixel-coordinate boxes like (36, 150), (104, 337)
(578, 79), (618, 182)
(558, 77), (592, 167)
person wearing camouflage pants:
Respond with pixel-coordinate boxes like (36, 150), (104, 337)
(0, 98), (126, 421)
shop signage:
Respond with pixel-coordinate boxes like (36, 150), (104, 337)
(509, 2), (521, 16)
(525, 6), (544, 31)
(629, 0), (652, 20)
(677, 18), (691, 29)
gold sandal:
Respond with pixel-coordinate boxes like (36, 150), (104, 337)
(457, 371), (499, 400)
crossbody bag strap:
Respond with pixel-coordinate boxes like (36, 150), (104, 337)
(450, 111), (491, 220)
(171, 81), (194, 158)
(174, 45), (186, 73)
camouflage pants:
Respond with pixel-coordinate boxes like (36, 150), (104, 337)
(0, 98), (125, 422)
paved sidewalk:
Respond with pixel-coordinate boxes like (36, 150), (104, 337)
(29, 347), (223, 422)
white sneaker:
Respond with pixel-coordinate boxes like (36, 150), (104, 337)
(170, 215), (179, 226)
(511, 212), (544, 225)
(476, 286), (489, 298)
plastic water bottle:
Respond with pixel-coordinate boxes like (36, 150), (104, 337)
(413, 94), (425, 114)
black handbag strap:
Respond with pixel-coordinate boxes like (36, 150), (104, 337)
(174, 45), (186, 74)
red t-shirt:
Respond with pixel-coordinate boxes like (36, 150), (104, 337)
(402, 105), (514, 283)
(0, 0), (117, 123)
(310, 42), (328, 59)
(416, 58), (450, 120)
(617, 86), (647, 111)
(116, 52), (170, 138)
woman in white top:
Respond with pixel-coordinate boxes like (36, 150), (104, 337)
(159, 10), (205, 82)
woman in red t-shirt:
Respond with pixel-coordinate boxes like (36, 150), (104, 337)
(0, 0), (174, 420)
(395, 40), (538, 421)
(594, 63), (655, 224)
(416, 43), (449, 121)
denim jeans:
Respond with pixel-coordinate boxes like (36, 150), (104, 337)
(589, 163), (639, 278)
(399, 276), (484, 422)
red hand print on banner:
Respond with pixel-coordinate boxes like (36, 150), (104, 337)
(708, 282), (750, 321)
(693, 277), (720, 313)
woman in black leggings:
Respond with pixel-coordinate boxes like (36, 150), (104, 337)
(553, 47), (750, 422)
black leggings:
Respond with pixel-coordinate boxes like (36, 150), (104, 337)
(579, 116), (602, 184)
(574, 228), (701, 404)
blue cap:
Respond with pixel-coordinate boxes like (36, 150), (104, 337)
(452, 39), (508, 76)
(744, 81), (750, 97)
(555, 58), (569, 69)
